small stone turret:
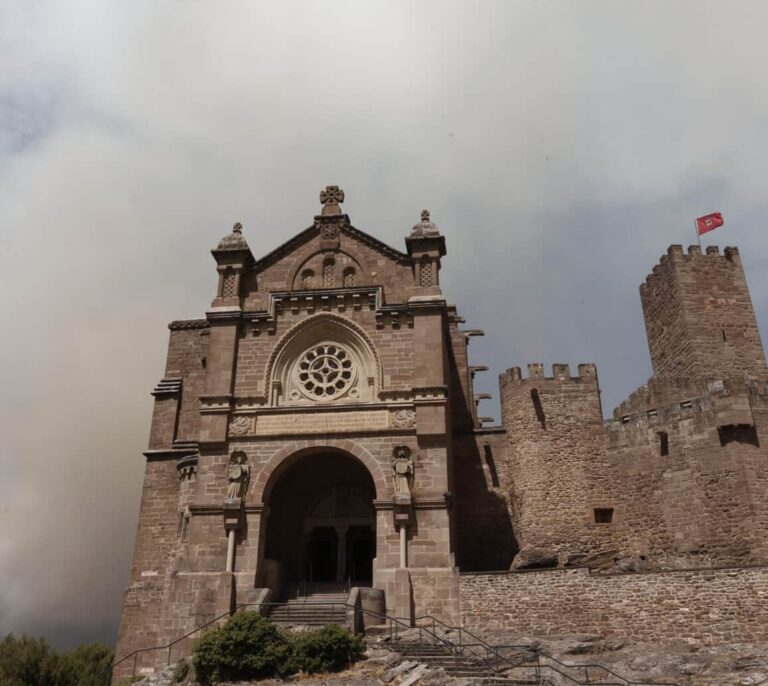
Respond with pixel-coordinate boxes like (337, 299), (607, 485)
(406, 210), (446, 300)
(211, 222), (254, 308)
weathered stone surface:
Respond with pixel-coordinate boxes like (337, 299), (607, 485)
(511, 546), (558, 569)
(381, 660), (418, 683)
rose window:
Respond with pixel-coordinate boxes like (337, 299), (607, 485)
(296, 344), (356, 399)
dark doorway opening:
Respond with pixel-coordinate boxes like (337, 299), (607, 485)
(307, 526), (338, 582)
(346, 526), (374, 583)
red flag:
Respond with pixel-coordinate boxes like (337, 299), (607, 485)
(696, 212), (724, 236)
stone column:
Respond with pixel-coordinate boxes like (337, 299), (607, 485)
(226, 530), (237, 572)
(223, 498), (241, 573)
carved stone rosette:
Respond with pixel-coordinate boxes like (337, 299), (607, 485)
(229, 415), (253, 436)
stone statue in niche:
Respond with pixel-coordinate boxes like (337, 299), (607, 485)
(391, 446), (414, 499)
(226, 451), (250, 500)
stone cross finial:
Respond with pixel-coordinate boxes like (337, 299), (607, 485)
(319, 185), (345, 216)
(410, 209), (440, 237)
(233, 222), (242, 233)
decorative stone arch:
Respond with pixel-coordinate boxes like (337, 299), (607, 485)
(252, 439), (389, 503)
(264, 312), (383, 406)
(287, 247), (372, 291)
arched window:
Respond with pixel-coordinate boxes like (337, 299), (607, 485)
(343, 267), (356, 287)
(221, 269), (237, 297)
(301, 269), (315, 289)
(268, 315), (380, 406)
(323, 260), (335, 288)
(420, 258), (434, 287)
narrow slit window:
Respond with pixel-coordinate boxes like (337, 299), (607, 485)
(181, 510), (191, 542)
(658, 431), (669, 456)
(483, 443), (500, 488)
(530, 388), (546, 429)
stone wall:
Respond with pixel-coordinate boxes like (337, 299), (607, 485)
(605, 383), (768, 567)
(113, 458), (181, 677)
(460, 566), (768, 645)
(164, 322), (209, 443)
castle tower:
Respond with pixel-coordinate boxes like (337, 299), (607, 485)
(607, 244), (768, 569)
(499, 363), (614, 567)
(640, 245), (767, 383)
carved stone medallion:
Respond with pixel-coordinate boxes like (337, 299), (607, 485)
(320, 222), (340, 240)
(392, 408), (416, 429)
(229, 415), (252, 436)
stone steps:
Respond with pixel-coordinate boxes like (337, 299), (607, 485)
(391, 641), (538, 684)
(266, 590), (349, 627)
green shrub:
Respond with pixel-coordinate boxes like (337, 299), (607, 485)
(189, 613), (365, 683)
(0, 634), (113, 686)
(54, 642), (114, 686)
(0, 634), (54, 686)
(172, 657), (190, 682)
(290, 624), (365, 674)
(192, 612), (292, 684)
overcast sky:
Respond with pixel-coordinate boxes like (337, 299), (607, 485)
(1, 0), (767, 649)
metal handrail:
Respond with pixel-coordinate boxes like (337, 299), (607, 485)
(410, 612), (670, 686)
(109, 600), (679, 686)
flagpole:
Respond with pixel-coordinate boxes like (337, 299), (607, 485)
(694, 218), (701, 248)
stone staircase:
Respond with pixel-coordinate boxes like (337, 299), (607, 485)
(265, 585), (348, 626)
(390, 640), (539, 684)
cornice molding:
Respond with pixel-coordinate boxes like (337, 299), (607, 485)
(169, 319), (210, 331)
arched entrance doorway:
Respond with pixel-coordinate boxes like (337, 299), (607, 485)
(264, 451), (376, 588)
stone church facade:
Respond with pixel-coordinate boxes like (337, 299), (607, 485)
(115, 187), (768, 674)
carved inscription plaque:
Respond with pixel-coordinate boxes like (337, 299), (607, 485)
(254, 409), (388, 435)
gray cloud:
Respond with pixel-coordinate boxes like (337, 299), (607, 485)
(1, 0), (767, 648)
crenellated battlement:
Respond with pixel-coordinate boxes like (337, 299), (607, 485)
(606, 378), (763, 451)
(611, 375), (710, 418)
(500, 362), (597, 385)
(612, 374), (768, 420)
(639, 242), (765, 382)
(639, 244), (741, 295)
(608, 391), (712, 438)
